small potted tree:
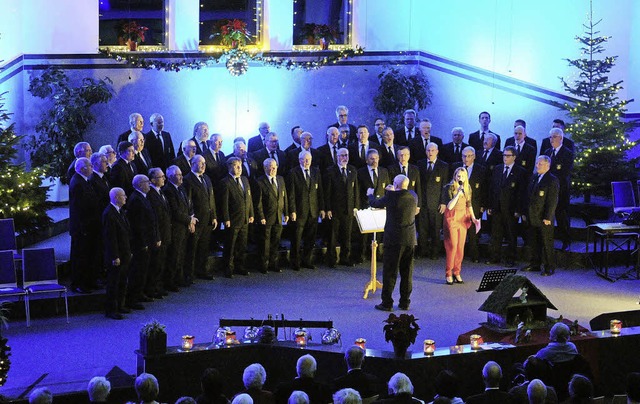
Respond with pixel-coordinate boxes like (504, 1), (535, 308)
(140, 319), (167, 356)
(383, 313), (420, 358)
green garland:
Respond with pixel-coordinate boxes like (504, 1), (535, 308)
(99, 46), (365, 76)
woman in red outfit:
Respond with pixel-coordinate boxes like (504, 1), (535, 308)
(442, 167), (480, 285)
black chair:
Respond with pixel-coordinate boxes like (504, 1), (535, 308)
(0, 250), (29, 326)
(22, 247), (69, 325)
(612, 181), (640, 216)
(0, 218), (21, 260)
(549, 354), (593, 402)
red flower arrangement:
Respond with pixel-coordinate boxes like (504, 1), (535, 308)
(121, 21), (149, 43)
(213, 19), (252, 48)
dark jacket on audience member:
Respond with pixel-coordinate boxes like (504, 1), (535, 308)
(332, 369), (382, 398)
(275, 376), (331, 404)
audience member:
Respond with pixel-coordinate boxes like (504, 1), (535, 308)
(240, 363), (274, 404)
(372, 372), (423, 404)
(28, 387), (53, 404)
(626, 372), (640, 404)
(465, 361), (512, 404)
(526, 379), (547, 404)
(427, 370), (462, 404)
(176, 398), (197, 404)
(535, 323), (578, 363)
(197, 368), (230, 404)
(88, 376), (111, 403)
(333, 388), (362, 404)
(509, 356), (557, 404)
(287, 391), (309, 404)
(333, 345), (381, 399)
(135, 373), (161, 404)
(233, 394), (254, 404)
(275, 354), (330, 404)
(566, 375), (593, 404)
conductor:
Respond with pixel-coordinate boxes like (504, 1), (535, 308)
(367, 175), (419, 311)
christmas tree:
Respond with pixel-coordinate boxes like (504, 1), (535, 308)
(556, 15), (638, 197)
(0, 93), (51, 233)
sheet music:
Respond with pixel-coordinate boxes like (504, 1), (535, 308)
(355, 208), (386, 233)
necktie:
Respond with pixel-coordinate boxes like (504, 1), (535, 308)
(271, 177), (277, 192)
(502, 166), (509, 184)
(482, 150), (488, 161)
(427, 161), (432, 172)
(360, 144), (366, 161)
(552, 149), (557, 159)
(455, 145), (459, 155)
(157, 132), (164, 150)
(466, 165), (472, 178)
(270, 151), (277, 165)
(516, 144), (521, 155)
(201, 141), (206, 152)
(480, 132), (485, 143)
(304, 169), (310, 186)
(388, 146), (394, 160)
(407, 129), (412, 140)
(236, 177), (243, 191)
(244, 161), (250, 177)
(424, 139), (428, 150)
(333, 146), (338, 163)
(342, 167), (347, 183)
(129, 162), (134, 174)
(372, 169), (378, 187)
(214, 152), (219, 163)
(401, 166), (407, 175)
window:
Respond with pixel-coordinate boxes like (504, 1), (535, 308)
(293, 0), (352, 47)
(99, 0), (166, 47)
(199, 0), (261, 47)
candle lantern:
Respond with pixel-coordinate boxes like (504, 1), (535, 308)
(423, 339), (435, 355)
(182, 335), (195, 350)
(355, 338), (366, 350)
(610, 319), (622, 334)
(295, 328), (308, 347)
(470, 334), (483, 349)
(225, 330), (237, 346)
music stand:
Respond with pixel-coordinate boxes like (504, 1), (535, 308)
(355, 208), (386, 299)
(477, 269), (517, 292)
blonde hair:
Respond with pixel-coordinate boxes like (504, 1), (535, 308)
(447, 167), (472, 201)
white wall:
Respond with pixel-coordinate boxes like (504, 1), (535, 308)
(0, 0), (24, 64)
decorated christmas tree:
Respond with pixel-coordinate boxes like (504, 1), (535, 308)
(556, 15), (638, 197)
(0, 93), (51, 233)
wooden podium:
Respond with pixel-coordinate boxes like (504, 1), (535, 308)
(355, 208), (386, 299)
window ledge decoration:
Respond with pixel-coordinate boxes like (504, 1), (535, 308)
(99, 46), (365, 76)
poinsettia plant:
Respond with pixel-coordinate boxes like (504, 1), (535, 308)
(383, 313), (420, 345)
(121, 21), (149, 43)
(212, 19), (252, 48)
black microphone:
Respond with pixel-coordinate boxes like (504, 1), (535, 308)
(458, 180), (464, 193)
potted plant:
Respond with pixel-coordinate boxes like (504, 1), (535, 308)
(211, 19), (252, 48)
(373, 67), (432, 130)
(383, 313), (420, 358)
(313, 24), (339, 49)
(140, 319), (167, 356)
(120, 21), (148, 51)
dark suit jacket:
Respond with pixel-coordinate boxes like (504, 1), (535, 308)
(287, 166), (324, 220)
(219, 175), (254, 226)
(109, 158), (137, 196)
(171, 155), (192, 177)
(332, 369), (382, 398)
(102, 204), (131, 266)
(357, 166), (390, 208)
(324, 164), (359, 217)
(147, 187), (172, 245)
(116, 129), (132, 145)
(252, 148), (288, 177)
(247, 134), (266, 154)
(317, 143), (339, 173)
(162, 182), (193, 231)
(407, 136), (443, 164)
(69, 173), (100, 237)
(127, 190), (159, 250)
(451, 162), (488, 215)
(515, 143), (537, 180)
(192, 136), (208, 156)
(526, 173), (559, 226)
(253, 175), (288, 225)
(88, 172), (111, 216)
(203, 149), (227, 183)
(540, 136), (574, 154)
(543, 146), (574, 194)
(394, 126), (419, 146)
(348, 142), (381, 169)
(478, 147), (503, 174)
(183, 172), (217, 226)
(376, 144), (397, 168)
(286, 147), (322, 170)
(439, 141), (469, 165)
(133, 149), (153, 175)
(329, 122), (358, 145)
(416, 158), (449, 210)
(239, 156), (260, 180)
(368, 189), (418, 246)
(387, 163), (422, 206)
(465, 389), (513, 404)
(144, 130), (176, 171)
(490, 164), (527, 215)
(469, 130), (502, 153)
(66, 158), (78, 184)
(275, 376), (331, 404)
(505, 136), (537, 154)
(371, 393), (424, 404)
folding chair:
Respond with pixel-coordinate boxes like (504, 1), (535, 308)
(22, 247), (69, 324)
(0, 218), (21, 260)
(612, 181), (640, 216)
(0, 250), (29, 326)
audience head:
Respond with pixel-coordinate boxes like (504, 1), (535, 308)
(175, 397), (197, 404)
(288, 390), (310, 404)
(552, 119), (566, 130)
(388, 372), (413, 396)
(344, 345), (365, 370)
(394, 174), (409, 190)
(527, 379), (547, 404)
(166, 165), (183, 186)
(567, 374), (593, 403)
(118, 141), (135, 162)
(109, 187), (126, 207)
(149, 167), (165, 188)
(209, 133), (223, 151)
(403, 109), (416, 129)
(627, 372), (640, 402)
(451, 127), (464, 144)
(90, 152), (108, 174)
(193, 122), (209, 142)
(88, 376), (111, 402)
(296, 354), (317, 378)
(28, 387), (52, 404)
(374, 118), (386, 135)
(232, 393), (254, 404)
(133, 174), (151, 194)
(291, 126), (303, 145)
(357, 125), (370, 143)
(129, 112), (144, 131)
(336, 105), (349, 125)
(200, 368), (225, 398)
(479, 111), (491, 129)
(482, 361), (503, 388)
(462, 146), (476, 166)
(242, 363), (267, 390)
(191, 154), (206, 175)
(433, 370), (459, 400)
(258, 122), (270, 137)
(99, 145), (117, 165)
(182, 139), (197, 159)
(523, 355), (552, 381)
(298, 150), (312, 169)
(135, 373), (160, 402)
(150, 113), (164, 133)
(75, 157), (93, 177)
(128, 131), (145, 151)
(74, 141), (93, 158)
(327, 126), (340, 145)
(366, 149), (380, 168)
(333, 388), (362, 404)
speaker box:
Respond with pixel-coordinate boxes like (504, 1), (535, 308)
(589, 309), (640, 331)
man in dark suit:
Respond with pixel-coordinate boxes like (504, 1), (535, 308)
(544, 128), (574, 251)
(172, 139), (197, 179)
(332, 346), (382, 399)
(247, 121), (271, 153)
(287, 150), (325, 270)
(368, 175), (418, 311)
(465, 361), (513, 404)
(370, 118), (386, 145)
(512, 125), (537, 183)
(379, 127), (398, 168)
(487, 147), (526, 267)
(394, 109), (418, 146)
(125, 175), (160, 310)
(183, 155), (218, 281)
(190, 121), (210, 156)
(219, 157), (254, 278)
(388, 147), (422, 208)
(328, 105), (357, 145)
(233, 139), (260, 180)
(505, 119), (538, 152)
(66, 142), (93, 183)
(144, 113), (175, 171)
(337, 124), (351, 149)
(324, 148), (360, 267)
(163, 165), (197, 290)
(451, 146), (488, 262)
(275, 354), (331, 404)
(116, 112), (144, 145)
(540, 119), (574, 154)
(317, 127), (341, 173)
(468, 111), (502, 154)
(522, 156), (559, 276)
(408, 119), (443, 164)
(98, 144), (117, 168)
(348, 125), (381, 169)
(146, 168), (171, 299)
(439, 127), (469, 165)
(109, 141), (137, 196)
(252, 132), (288, 176)
(416, 143), (449, 258)
(88, 152), (111, 286)
(69, 157), (101, 294)
(286, 131), (321, 170)
(202, 133), (227, 183)
(253, 158), (288, 273)
(284, 125), (303, 155)
(478, 133), (503, 173)
(102, 188), (131, 320)
(129, 131), (153, 175)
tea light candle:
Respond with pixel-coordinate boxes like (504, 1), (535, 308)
(610, 319), (622, 334)
(355, 338), (366, 350)
(182, 335), (194, 350)
(423, 339), (435, 355)
(295, 330), (307, 347)
(470, 334), (482, 349)
(225, 330), (237, 346)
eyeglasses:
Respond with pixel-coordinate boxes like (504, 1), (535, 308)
(503, 154), (515, 157)
(339, 114), (348, 118)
